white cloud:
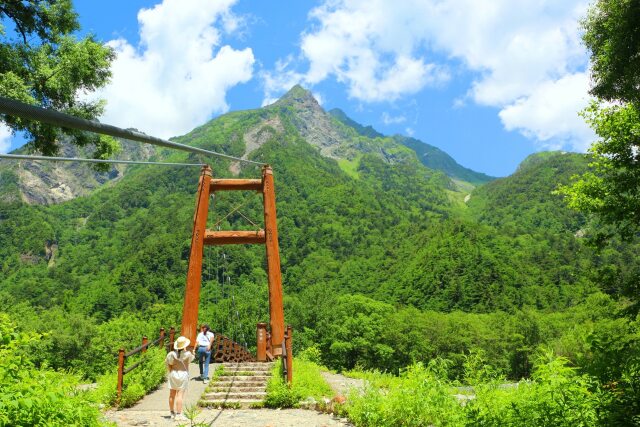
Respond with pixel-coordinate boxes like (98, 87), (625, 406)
(382, 112), (406, 125)
(263, 0), (449, 104)
(0, 124), (12, 154)
(260, 56), (304, 106)
(422, 0), (594, 149)
(269, 0), (594, 150)
(312, 92), (325, 105)
(90, 0), (254, 138)
(499, 73), (595, 151)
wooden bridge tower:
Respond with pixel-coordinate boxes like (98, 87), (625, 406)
(181, 165), (285, 357)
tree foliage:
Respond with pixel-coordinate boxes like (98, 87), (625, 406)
(0, 0), (116, 157)
(582, 0), (640, 105)
(559, 103), (640, 242)
(559, 0), (640, 244)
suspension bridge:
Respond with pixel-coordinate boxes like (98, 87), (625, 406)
(0, 96), (294, 408)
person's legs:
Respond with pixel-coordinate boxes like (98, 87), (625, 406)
(175, 389), (185, 414)
(169, 389), (177, 415)
(197, 346), (205, 378)
(203, 349), (212, 380)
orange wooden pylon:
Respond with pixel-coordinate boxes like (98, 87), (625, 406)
(181, 165), (212, 347)
(181, 165), (285, 358)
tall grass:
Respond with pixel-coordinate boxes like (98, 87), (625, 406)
(264, 357), (334, 408)
(346, 360), (464, 427)
(344, 353), (607, 427)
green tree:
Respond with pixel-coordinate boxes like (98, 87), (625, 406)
(558, 0), (640, 242)
(582, 0), (640, 105)
(0, 0), (116, 157)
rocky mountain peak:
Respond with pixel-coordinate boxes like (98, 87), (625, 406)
(274, 85), (320, 109)
(269, 85), (349, 158)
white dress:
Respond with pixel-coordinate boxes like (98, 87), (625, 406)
(165, 350), (194, 390)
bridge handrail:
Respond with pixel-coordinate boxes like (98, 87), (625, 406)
(117, 327), (175, 404)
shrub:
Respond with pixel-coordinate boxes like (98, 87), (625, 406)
(346, 360), (465, 427)
(0, 314), (102, 426)
(465, 350), (602, 426)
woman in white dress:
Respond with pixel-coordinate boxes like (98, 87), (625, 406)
(165, 336), (195, 421)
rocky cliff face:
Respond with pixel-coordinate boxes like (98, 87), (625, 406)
(0, 137), (156, 205)
(268, 85), (352, 159)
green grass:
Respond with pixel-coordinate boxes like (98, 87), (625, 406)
(263, 359), (334, 408)
(346, 361), (464, 427)
(337, 156), (362, 179)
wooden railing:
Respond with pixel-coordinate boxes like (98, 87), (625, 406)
(282, 325), (293, 384)
(116, 327), (175, 403)
(211, 333), (255, 363)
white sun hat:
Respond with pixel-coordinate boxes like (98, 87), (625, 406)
(174, 336), (190, 350)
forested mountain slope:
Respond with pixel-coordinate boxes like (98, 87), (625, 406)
(1, 85), (638, 382)
(1, 86), (636, 315)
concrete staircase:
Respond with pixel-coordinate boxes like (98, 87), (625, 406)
(199, 362), (274, 408)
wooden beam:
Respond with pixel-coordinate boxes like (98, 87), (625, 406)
(210, 178), (262, 192)
(262, 166), (285, 356)
(204, 230), (265, 245)
(181, 165), (212, 348)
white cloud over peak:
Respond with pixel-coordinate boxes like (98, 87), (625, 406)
(91, 0), (254, 138)
(382, 112), (406, 125)
(269, 0), (595, 151)
(0, 124), (12, 154)
(263, 0), (449, 104)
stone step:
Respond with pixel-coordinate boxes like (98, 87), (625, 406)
(199, 399), (263, 409)
(203, 391), (267, 400)
(222, 363), (273, 368)
(216, 375), (270, 381)
(221, 370), (271, 376)
(221, 366), (273, 372)
(210, 381), (267, 388)
(223, 366), (272, 371)
(208, 386), (266, 393)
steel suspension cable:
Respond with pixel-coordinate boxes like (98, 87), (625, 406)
(0, 153), (205, 167)
(0, 96), (266, 166)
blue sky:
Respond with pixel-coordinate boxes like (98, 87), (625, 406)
(3, 0), (596, 177)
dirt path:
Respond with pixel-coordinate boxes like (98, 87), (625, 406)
(320, 371), (366, 396)
(106, 408), (351, 426)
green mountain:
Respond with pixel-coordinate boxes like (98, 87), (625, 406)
(328, 106), (494, 184)
(394, 135), (495, 185)
(328, 108), (384, 139)
(1, 85), (638, 383)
